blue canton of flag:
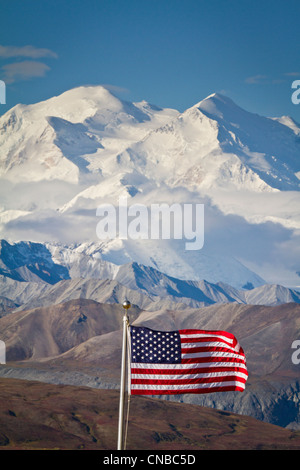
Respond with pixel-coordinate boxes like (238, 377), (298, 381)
(131, 326), (181, 364)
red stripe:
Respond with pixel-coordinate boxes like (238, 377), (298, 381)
(132, 376), (247, 385)
(181, 356), (246, 364)
(131, 366), (248, 376)
(131, 385), (245, 395)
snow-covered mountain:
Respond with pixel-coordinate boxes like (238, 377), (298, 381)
(0, 86), (299, 287)
(1, 239), (299, 314)
(0, 238), (263, 290)
(0, 86), (178, 184)
(2, 87), (298, 190)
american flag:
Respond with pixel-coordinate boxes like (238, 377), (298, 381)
(129, 326), (248, 395)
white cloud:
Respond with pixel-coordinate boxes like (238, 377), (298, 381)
(245, 75), (268, 84)
(1, 60), (51, 84)
(284, 72), (300, 77)
(0, 45), (57, 84)
(245, 73), (299, 85)
(0, 45), (58, 59)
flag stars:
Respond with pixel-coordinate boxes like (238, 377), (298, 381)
(131, 326), (181, 364)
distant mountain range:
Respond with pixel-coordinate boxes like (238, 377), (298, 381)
(0, 239), (299, 314)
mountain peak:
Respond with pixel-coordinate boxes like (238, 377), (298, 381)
(194, 92), (242, 118)
(51, 84), (120, 105)
(201, 92), (233, 102)
(34, 84), (124, 123)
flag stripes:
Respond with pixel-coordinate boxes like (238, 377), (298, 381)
(129, 326), (248, 396)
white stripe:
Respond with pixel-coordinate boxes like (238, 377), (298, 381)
(131, 361), (247, 370)
(131, 381), (246, 390)
(131, 371), (248, 381)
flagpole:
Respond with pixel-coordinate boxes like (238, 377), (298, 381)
(117, 299), (131, 450)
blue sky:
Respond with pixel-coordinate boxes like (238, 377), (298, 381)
(0, 0), (300, 121)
